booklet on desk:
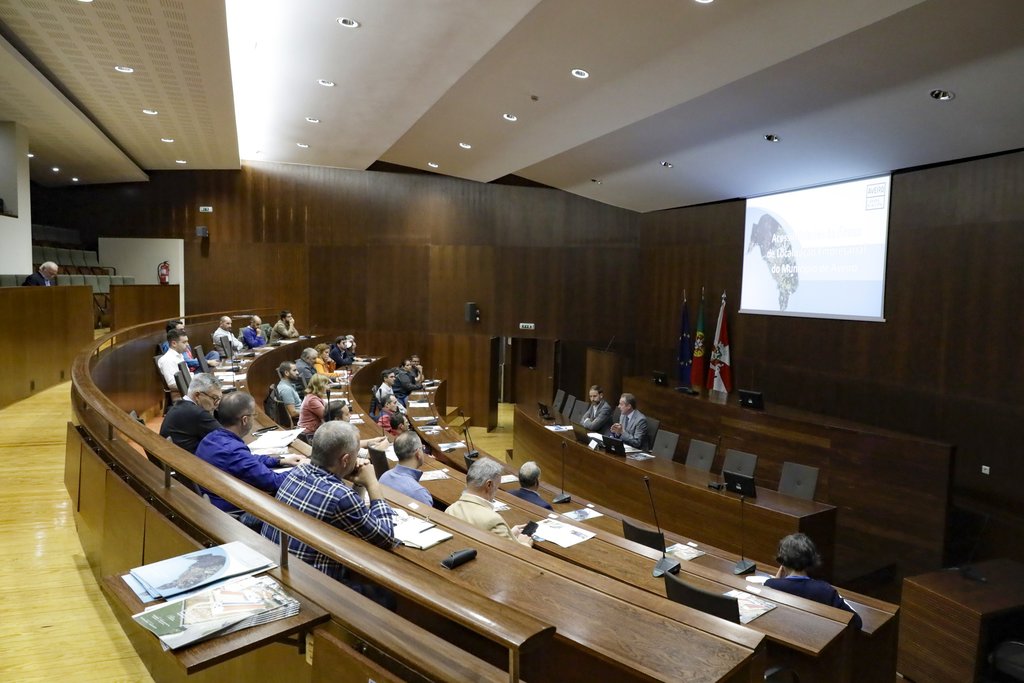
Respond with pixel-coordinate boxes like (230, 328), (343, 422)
(128, 541), (275, 600)
(393, 515), (453, 550)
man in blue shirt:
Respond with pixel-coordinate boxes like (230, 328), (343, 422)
(194, 391), (304, 516)
(507, 461), (553, 511)
(379, 432), (433, 507)
(241, 315), (266, 348)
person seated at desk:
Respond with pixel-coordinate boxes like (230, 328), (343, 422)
(159, 373), (222, 453)
(261, 421), (397, 607)
(326, 399), (391, 453)
(313, 343), (339, 377)
(377, 395), (405, 435)
(295, 348), (317, 387)
(269, 309), (300, 343)
(446, 459), (533, 547)
(195, 392), (305, 525)
(386, 411), (409, 437)
(276, 361), (303, 421)
(212, 316), (244, 356)
(579, 385), (612, 433)
(159, 319), (219, 369)
(157, 328), (191, 388)
(765, 533), (863, 630)
(372, 369), (397, 417)
(241, 315), (266, 349)
(23, 261), (58, 286)
(394, 358), (424, 405)
(409, 354), (425, 384)
(609, 393), (647, 449)
(508, 461), (553, 511)
(299, 374), (331, 436)
(379, 432), (433, 507)
(329, 335), (355, 367)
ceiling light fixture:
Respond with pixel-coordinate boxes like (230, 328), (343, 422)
(296, 142), (309, 148)
(175, 159), (187, 164)
(571, 68), (590, 79)
(26, 153), (34, 158)
(503, 113), (518, 122)
(142, 108), (158, 115)
(929, 89), (955, 101)
(160, 138), (174, 143)
(52, 166), (60, 172)
(337, 17), (360, 28)
(317, 79), (335, 87)
(764, 133), (780, 143)
(77, 0), (94, 3)
(305, 117), (320, 123)
(661, 161), (674, 168)
(694, 0), (714, 4)
(114, 65), (134, 73)
(459, 142), (472, 149)
(72, 177), (80, 182)
(427, 162), (439, 169)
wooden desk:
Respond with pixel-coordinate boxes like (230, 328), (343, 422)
(513, 405), (837, 577)
(898, 559), (1024, 682)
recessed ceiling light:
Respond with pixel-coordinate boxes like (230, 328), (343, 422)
(427, 162), (439, 169)
(764, 133), (780, 143)
(694, 0), (714, 4)
(160, 137), (174, 143)
(337, 17), (360, 28)
(175, 159), (187, 164)
(142, 109), (158, 115)
(114, 65), (134, 73)
(52, 166), (60, 172)
(458, 142), (472, 149)
(571, 68), (590, 79)
(929, 89), (955, 101)
(502, 113), (518, 122)
(317, 79), (335, 87)
(305, 117), (320, 124)
(590, 178), (602, 184)
(72, 177), (79, 182)
(296, 142), (309, 148)
(26, 153), (34, 158)
(77, 0), (93, 3)
(661, 161), (674, 168)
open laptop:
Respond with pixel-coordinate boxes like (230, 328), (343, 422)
(572, 423), (594, 445)
(538, 402), (553, 420)
(602, 435), (627, 456)
(723, 470), (757, 497)
(738, 389), (765, 410)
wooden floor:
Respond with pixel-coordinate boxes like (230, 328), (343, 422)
(0, 382), (152, 682)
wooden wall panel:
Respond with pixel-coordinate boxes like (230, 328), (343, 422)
(109, 285), (180, 330)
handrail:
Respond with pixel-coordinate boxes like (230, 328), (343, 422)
(71, 313), (555, 675)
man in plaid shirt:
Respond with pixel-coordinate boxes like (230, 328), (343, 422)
(262, 421), (397, 605)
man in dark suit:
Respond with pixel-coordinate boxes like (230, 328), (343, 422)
(610, 393), (648, 449)
(159, 373), (223, 453)
(507, 461), (553, 511)
(579, 384), (612, 433)
(23, 261), (58, 286)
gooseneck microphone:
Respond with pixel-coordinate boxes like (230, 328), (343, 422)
(733, 494), (756, 575)
(459, 409), (479, 463)
(643, 476), (680, 578)
(552, 441), (571, 504)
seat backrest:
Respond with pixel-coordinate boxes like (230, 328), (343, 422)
(70, 274), (86, 287)
(264, 384), (292, 428)
(122, 275), (136, 285)
(173, 370), (190, 397)
(81, 274), (97, 291)
(778, 462), (819, 501)
(0, 274), (18, 287)
(95, 274), (111, 293)
(622, 518), (665, 552)
(70, 250), (88, 267)
(552, 389), (566, 413)
(55, 248), (72, 266)
(685, 439), (716, 471)
(32, 245), (44, 263)
(569, 400), (587, 425)
(562, 394), (577, 420)
(651, 429), (680, 460)
(110, 275), (124, 285)
(41, 246), (59, 263)
(663, 572), (740, 623)
(722, 448), (758, 477)
(644, 417), (660, 449)
(84, 250), (100, 267)
(368, 447), (390, 480)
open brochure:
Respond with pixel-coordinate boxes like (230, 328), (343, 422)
(532, 519), (595, 548)
(724, 589), (778, 624)
(393, 516), (453, 550)
(128, 541), (275, 601)
(665, 542), (706, 561)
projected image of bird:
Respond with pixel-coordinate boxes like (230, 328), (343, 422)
(747, 213), (799, 311)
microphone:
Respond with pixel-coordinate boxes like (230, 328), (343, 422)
(643, 476), (680, 578)
(459, 409), (479, 463)
(733, 494), (756, 575)
(552, 441), (571, 504)
(604, 335), (616, 352)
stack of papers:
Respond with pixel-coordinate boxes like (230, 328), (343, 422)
(419, 470), (450, 481)
(408, 401), (430, 408)
(393, 515), (453, 550)
(248, 428), (303, 451)
(532, 519), (595, 548)
(438, 442), (466, 452)
(500, 474), (519, 484)
(126, 541), (276, 602)
(626, 452), (656, 461)
(544, 424), (573, 432)
(132, 574), (298, 650)
(563, 508), (603, 522)
(724, 590), (778, 624)
(665, 542), (706, 561)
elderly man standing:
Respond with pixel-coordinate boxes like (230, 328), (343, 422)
(507, 461), (553, 511)
(23, 261), (58, 286)
(261, 421), (397, 606)
(446, 459), (533, 546)
(212, 315), (244, 356)
(160, 373), (222, 453)
(241, 315), (266, 349)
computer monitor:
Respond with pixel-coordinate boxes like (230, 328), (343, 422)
(538, 402), (553, 420)
(193, 345), (211, 374)
(652, 371), (667, 386)
(738, 389), (764, 410)
(572, 423), (593, 445)
(723, 470), (757, 498)
(218, 336), (234, 362)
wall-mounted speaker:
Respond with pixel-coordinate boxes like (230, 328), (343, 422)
(465, 302), (480, 323)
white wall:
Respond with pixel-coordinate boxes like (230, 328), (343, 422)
(98, 237), (184, 316)
(0, 122), (32, 274)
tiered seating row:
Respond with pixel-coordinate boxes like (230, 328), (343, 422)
(33, 244), (116, 275)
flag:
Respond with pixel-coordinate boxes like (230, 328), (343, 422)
(677, 294), (692, 385)
(691, 292), (706, 390)
(707, 292), (733, 393)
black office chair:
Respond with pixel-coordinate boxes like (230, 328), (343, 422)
(552, 389), (566, 413)
(622, 518), (665, 552)
(368, 447), (390, 480)
(570, 400), (587, 425)
(663, 571), (740, 623)
(264, 384), (293, 428)
(651, 430), (679, 460)
(685, 439), (716, 471)
(722, 448), (758, 477)
(563, 394), (577, 420)
(173, 370), (190, 398)
(778, 462), (819, 501)
(644, 417), (660, 450)
(990, 640), (1024, 682)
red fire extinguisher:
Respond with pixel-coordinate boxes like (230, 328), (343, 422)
(158, 261), (170, 285)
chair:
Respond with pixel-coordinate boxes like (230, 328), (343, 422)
(778, 462), (819, 501)
(260, 322), (272, 342)
(722, 448), (758, 477)
(651, 429), (679, 460)
(41, 246), (59, 263)
(70, 250), (88, 269)
(368, 447), (390, 480)
(264, 384), (293, 428)
(0, 274), (18, 287)
(552, 389), (566, 413)
(663, 572), (740, 623)
(122, 275), (136, 285)
(562, 394), (577, 420)
(989, 640), (1024, 681)
(81, 273), (98, 292)
(32, 244), (43, 263)
(569, 400), (587, 425)
(173, 370), (190, 397)
(110, 275), (124, 285)
(622, 518), (665, 552)
(83, 250), (100, 268)
(763, 666), (800, 682)
(55, 247), (72, 267)
(644, 417), (660, 450)
(685, 439), (716, 471)
(70, 274), (86, 286)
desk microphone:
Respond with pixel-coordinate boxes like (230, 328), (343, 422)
(459, 409), (479, 464)
(733, 494), (756, 575)
(552, 441), (571, 504)
(643, 476), (680, 578)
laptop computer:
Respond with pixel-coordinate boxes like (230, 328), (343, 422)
(738, 389), (764, 410)
(602, 435), (626, 456)
(723, 470), (757, 497)
(572, 423), (594, 445)
(538, 402), (553, 420)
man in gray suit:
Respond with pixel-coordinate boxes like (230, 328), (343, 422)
(610, 393), (647, 449)
(579, 385), (612, 434)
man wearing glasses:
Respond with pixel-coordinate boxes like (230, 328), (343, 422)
(160, 373), (224, 453)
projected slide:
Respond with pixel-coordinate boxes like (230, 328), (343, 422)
(740, 175), (890, 322)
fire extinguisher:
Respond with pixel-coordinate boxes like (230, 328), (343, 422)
(158, 261), (170, 285)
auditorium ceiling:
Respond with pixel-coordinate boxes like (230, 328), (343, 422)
(1, 0), (1023, 211)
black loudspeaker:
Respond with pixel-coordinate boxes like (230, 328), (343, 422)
(196, 226), (209, 237)
(464, 302), (480, 323)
